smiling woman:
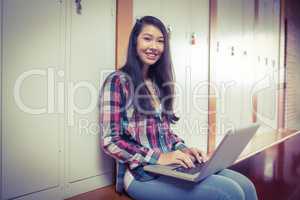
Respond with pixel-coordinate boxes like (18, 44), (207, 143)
(118, 16), (176, 117)
(136, 25), (164, 68)
(99, 16), (258, 200)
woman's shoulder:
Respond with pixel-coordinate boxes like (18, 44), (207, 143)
(102, 70), (132, 92)
(103, 70), (127, 84)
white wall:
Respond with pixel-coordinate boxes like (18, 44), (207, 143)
(1, 0), (115, 199)
(133, 0), (210, 152)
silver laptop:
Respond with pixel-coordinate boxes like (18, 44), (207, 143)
(144, 124), (259, 182)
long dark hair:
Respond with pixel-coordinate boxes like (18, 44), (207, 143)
(120, 16), (179, 123)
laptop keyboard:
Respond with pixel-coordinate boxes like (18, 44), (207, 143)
(173, 162), (205, 174)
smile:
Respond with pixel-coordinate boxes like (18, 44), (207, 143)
(145, 52), (159, 60)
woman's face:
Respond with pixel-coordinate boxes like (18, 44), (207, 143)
(136, 24), (164, 67)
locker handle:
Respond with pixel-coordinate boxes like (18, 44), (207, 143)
(75, 0), (82, 14)
(231, 46), (234, 56)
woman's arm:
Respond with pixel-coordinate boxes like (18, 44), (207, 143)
(164, 120), (188, 151)
(165, 120), (208, 164)
(170, 131), (188, 151)
(99, 73), (161, 170)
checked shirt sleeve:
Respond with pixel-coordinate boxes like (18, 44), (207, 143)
(165, 119), (188, 151)
(99, 73), (161, 169)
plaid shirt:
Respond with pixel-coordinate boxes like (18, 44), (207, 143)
(99, 71), (187, 193)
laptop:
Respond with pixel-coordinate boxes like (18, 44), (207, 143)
(144, 124), (259, 182)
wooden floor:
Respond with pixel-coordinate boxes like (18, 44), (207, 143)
(66, 129), (300, 200)
(65, 185), (132, 200)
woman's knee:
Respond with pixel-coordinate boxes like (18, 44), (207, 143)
(200, 175), (246, 200)
(127, 176), (246, 200)
(218, 169), (257, 200)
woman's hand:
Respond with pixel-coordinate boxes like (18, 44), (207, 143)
(157, 150), (196, 168)
(180, 147), (208, 164)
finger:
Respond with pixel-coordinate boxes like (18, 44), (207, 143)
(190, 148), (203, 163)
(181, 149), (196, 163)
(175, 158), (188, 168)
(188, 154), (196, 163)
(179, 154), (195, 168)
(197, 149), (208, 162)
(177, 150), (195, 168)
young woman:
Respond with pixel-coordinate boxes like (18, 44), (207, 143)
(99, 16), (258, 200)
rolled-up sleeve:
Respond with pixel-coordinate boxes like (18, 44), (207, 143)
(170, 132), (188, 151)
(164, 119), (188, 151)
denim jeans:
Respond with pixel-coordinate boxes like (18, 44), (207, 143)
(126, 169), (258, 200)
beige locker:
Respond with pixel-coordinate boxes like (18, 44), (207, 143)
(64, 0), (115, 198)
(2, 0), (64, 199)
(254, 0), (280, 130)
(1, 0), (116, 199)
(214, 0), (252, 145)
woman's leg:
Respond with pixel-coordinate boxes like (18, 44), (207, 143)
(126, 174), (245, 200)
(217, 169), (258, 200)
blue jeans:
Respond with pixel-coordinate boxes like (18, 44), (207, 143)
(126, 169), (258, 200)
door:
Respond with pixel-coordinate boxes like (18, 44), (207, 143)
(1, 0), (116, 199)
(2, 0), (64, 199)
(64, 0), (115, 198)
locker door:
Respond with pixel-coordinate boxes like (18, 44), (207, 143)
(187, 0), (209, 150)
(64, 0), (116, 198)
(238, 0), (256, 126)
(255, 0), (279, 130)
(2, 0), (64, 199)
(214, 0), (245, 144)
